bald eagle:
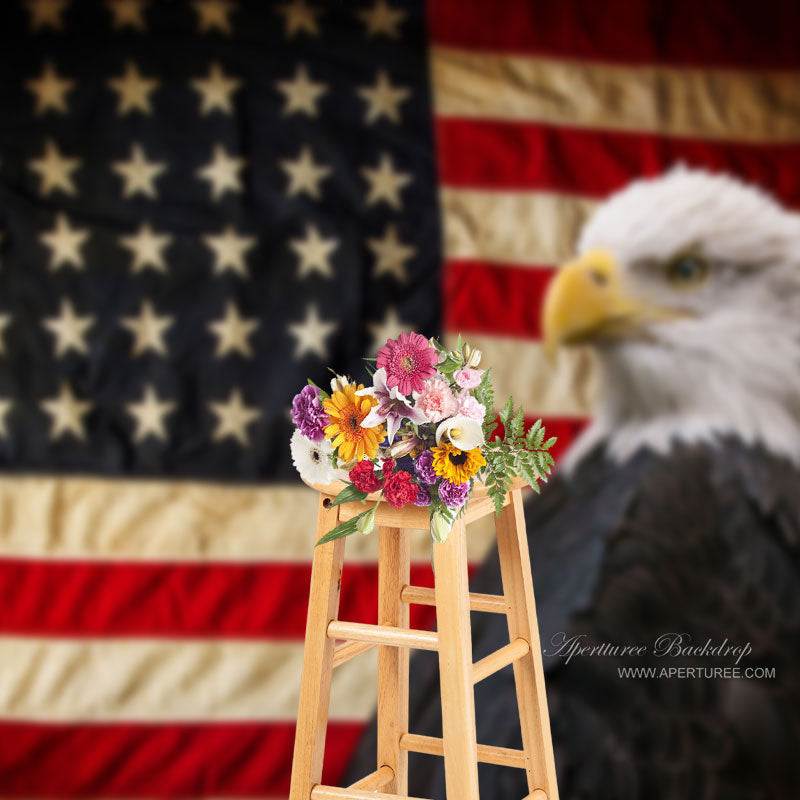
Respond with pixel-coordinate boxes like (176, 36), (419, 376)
(345, 169), (800, 799)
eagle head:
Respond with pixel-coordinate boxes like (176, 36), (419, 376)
(543, 167), (800, 465)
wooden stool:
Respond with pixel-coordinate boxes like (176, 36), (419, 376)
(289, 479), (559, 800)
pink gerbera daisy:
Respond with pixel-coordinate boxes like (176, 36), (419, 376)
(376, 332), (438, 395)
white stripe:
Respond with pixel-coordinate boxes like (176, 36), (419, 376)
(0, 636), (377, 722)
(441, 187), (596, 266)
(445, 333), (595, 418)
(0, 477), (496, 563)
(433, 47), (800, 143)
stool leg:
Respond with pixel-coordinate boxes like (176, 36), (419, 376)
(289, 496), (346, 800)
(433, 518), (480, 800)
(495, 489), (559, 800)
(377, 526), (410, 794)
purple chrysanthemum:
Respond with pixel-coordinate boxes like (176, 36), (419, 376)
(414, 450), (437, 485)
(438, 479), (470, 509)
(413, 484), (432, 507)
(291, 384), (329, 442)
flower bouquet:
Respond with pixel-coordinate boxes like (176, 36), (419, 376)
(290, 332), (556, 545)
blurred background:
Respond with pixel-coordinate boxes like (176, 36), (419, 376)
(1, 0), (799, 798)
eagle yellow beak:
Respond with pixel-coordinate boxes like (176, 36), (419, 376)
(543, 249), (659, 354)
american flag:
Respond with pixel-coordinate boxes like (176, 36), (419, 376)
(1, 0), (799, 797)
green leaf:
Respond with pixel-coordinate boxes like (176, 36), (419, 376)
(331, 484), (369, 506)
(525, 419), (542, 447)
(542, 436), (558, 450)
(499, 396), (514, 427)
(455, 333), (463, 352)
(510, 406), (524, 439)
(315, 509), (375, 546)
(306, 378), (330, 400)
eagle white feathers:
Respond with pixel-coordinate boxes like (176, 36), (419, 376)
(544, 167), (800, 467)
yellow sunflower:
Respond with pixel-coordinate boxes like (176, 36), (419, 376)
(431, 442), (486, 484)
(323, 383), (384, 462)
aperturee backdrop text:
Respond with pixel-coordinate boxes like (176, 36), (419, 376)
(290, 333), (556, 544)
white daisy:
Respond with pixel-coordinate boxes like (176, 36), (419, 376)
(290, 429), (336, 485)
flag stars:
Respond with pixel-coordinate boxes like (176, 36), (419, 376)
(120, 222), (172, 273)
(107, 61), (159, 115)
(126, 385), (175, 442)
(40, 213), (89, 271)
(367, 223), (415, 282)
(357, 0), (406, 38)
(358, 70), (410, 124)
(113, 143), (167, 199)
(290, 223), (338, 279)
(43, 299), (94, 357)
(289, 304), (337, 359)
(29, 139), (81, 196)
(26, 62), (75, 114)
(197, 144), (246, 200)
(24, 0), (69, 31)
(361, 152), (411, 209)
(209, 388), (260, 445)
(192, 0), (237, 35)
(40, 382), (93, 441)
(367, 307), (410, 354)
(191, 62), (242, 115)
(105, 0), (149, 31)
(276, 0), (321, 38)
(280, 146), (330, 200)
(276, 64), (327, 117)
(208, 301), (259, 358)
(202, 225), (255, 277)
(120, 300), (173, 357)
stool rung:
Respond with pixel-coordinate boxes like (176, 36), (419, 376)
(472, 637), (530, 684)
(347, 765), (394, 791)
(525, 791), (548, 800)
(311, 785), (431, 800)
(399, 733), (527, 769)
(332, 640), (376, 668)
(327, 620), (438, 651)
(400, 585), (507, 614)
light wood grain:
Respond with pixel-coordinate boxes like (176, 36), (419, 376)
(472, 637), (530, 684)
(432, 518), (480, 799)
(311, 786), (430, 800)
(400, 585), (507, 614)
(377, 526), (410, 795)
(347, 765), (394, 791)
(289, 495), (345, 800)
(332, 640), (375, 668)
(524, 791), (549, 800)
(496, 489), (559, 799)
(327, 620), (438, 651)
(337, 499), (432, 530)
(399, 733), (526, 769)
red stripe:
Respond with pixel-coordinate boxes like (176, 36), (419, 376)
(0, 720), (362, 797)
(428, 0), (800, 69)
(0, 560), (438, 638)
(436, 118), (800, 206)
(444, 259), (553, 339)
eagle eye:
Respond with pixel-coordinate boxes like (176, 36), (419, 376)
(666, 254), (709, 288)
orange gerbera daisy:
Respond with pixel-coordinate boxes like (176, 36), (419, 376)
(323, 383), (384, 462)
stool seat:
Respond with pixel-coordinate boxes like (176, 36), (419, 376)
(289, 481), (559, 800)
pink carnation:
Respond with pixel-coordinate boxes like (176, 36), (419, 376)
(454, 368), (483, 389)
(376, 332), (438, 396)
(416, 377), (458, 423)
(457, 391), (486, 422)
